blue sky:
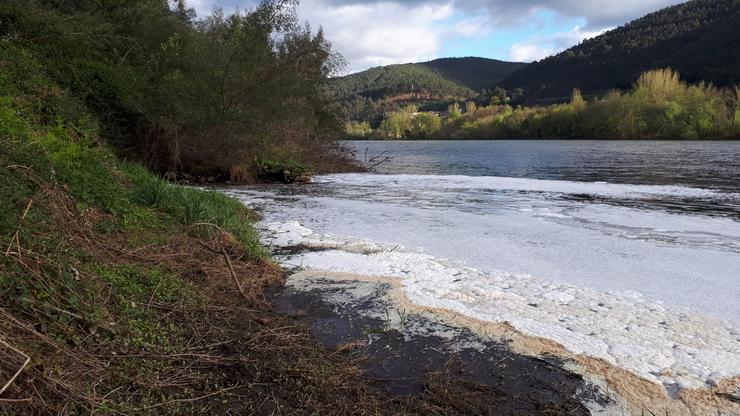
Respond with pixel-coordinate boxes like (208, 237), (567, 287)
(186, 0), (684, 73)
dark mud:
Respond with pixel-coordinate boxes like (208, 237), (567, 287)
(271, 277), (617, 415)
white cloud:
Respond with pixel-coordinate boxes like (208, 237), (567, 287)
(378, 0), (684, 29)
(507, 43), (554, 62)
(298, 0), (454, 72)
(184, 0), (455, 72)
(507, 25), (610, 62)
(448, 15), (491, 38)
(555, 26), (609, 47)
(185, 0), (680, 71)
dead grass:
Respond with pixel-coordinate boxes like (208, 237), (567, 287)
(0, 168), (383, 414)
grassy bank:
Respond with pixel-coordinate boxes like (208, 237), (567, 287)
(0, 92), (382, 413)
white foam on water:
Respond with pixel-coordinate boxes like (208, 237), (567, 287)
(224, 173), (740, 391)
(315, 173), (731, 199)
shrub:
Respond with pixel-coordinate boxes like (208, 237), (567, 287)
(132, 178), (170, 207)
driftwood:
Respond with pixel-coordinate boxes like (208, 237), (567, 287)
(221, 247), (247, 299)
(5, 198), (33, 258)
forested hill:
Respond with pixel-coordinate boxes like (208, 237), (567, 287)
(330, 63), (474, 102)
(498, 0), (740, 102)
(330, 57), (525, 124)
(416, 57), (527, 92)
(330, 57), (526, 100)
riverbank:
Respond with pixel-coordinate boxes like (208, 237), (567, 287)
(273, 267), (739, 415)
(272, 269), (608, 415)
(1, 98), (608, 415)
(0, 109), (389, 413)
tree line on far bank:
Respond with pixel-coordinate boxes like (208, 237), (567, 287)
(349, 69), (740, 140)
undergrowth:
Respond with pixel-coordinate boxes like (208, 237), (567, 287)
(0, 48), (410, 416)
(0, 68), (274, 413)
(0, 40), (549, 416)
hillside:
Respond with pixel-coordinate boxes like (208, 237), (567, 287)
(420, 57), (528, 91)
(498, 0), (740, 101)
(331, 57), (525, 100)
(330, 63), (473, 102)
(330, 57), (525, 124)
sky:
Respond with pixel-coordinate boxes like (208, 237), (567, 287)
(186, 0), (685, 73)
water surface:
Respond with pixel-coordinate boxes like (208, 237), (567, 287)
(227, 140), (740, 389)
(352, 140), (740, 192)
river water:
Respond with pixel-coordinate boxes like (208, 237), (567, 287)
(224, 140), (740, 391)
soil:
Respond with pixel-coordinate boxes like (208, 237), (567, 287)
(271, 277), (617, 415)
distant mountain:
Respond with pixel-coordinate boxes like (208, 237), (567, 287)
(498, 0), (740, 102)
(330, 57), (526, 101)
(418, 57), (528, 91)
(329, 57), (526, 123)
(330, 63), (474, 102)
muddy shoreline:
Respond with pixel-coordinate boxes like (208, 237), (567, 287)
(267, 262), (740, 416)
(270, 272), (620, 414)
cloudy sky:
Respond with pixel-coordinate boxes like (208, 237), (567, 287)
(187, 0), (685, 73)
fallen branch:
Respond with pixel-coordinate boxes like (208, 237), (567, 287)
(5, 198), (33, 258)
(0, 339), (31, 395)
(133, 385), (242, 411)
(221, 247), (247, 300)
(368, 157), (391, 169)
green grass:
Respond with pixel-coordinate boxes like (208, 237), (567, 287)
(127, 169), (267, 261)
(0, 76), (265, 350)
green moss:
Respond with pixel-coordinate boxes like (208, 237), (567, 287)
(256, 157), (311, 174)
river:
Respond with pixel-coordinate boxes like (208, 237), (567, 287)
(223, 140), (740, 392)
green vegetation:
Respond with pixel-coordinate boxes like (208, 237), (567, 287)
(0, 71), (256, 410)
(369, 69), (740, 140)
(376, 105), (443, 140)
(330, 57), (525, 125)
(499, 0), (740, 102)
(0, 2), (388, 413)
(420, 57), (528, 92)
(255, 157), (313, 182)
(345, 120), (374, 138)
(1, 0), (349, 182)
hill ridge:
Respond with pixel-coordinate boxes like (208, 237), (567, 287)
(498, 0), (740, 100)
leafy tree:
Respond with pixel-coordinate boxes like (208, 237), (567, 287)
(447, 103), (462, 119)
(570, 89), (586, 112)
(0, 0), (346, 178)
(409, 112), (442, 139)
(345, 121), (373, 137)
